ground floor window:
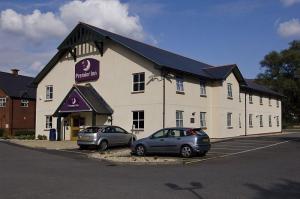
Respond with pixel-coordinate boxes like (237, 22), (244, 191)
(200, 112), (206, 128)
(133, 111), (144, 130)
(20, 99), (29, 107)
(249, 114), (253, 128)
(176, 111), (183, 127)
(46, 115), (52, 129)
(227, 112), (232, 128)
(259, 115), (263, 127)
(0, 97), (6, 107)
(269, 115), (272, 127)
(276, 116), (280, 127)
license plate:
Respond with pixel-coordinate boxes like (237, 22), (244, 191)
(80, 136), (90, 141)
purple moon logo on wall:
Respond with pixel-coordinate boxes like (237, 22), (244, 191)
(75, 58), (99, 83)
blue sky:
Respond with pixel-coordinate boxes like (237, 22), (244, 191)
(0, 0), (300, 78)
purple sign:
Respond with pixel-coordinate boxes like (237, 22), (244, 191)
(75, 58), (99, 83)
(59, 89), (91, 113)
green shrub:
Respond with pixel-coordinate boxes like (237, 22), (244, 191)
(37, 135), (47, 140)
(14, 130), (35, 137)
(15, 134), (35, 140)
(0, 128), (4, 137)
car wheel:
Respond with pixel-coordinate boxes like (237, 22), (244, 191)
(98, 140), (108, 151)
(135, 144), (146, 156)
(128, 138), (136, 146)
(199, 151), (207, 157)
(181, 145), (193, 158)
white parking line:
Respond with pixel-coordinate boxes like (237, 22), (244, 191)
(231, 139), (278, 143)
(211, 147), (251, 150)
(185, 140), (290, 164)
(212, 144), (260, 148)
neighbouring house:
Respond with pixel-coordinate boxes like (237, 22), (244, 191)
(0, 69), (36, 136)
(33, 22), (282, 140)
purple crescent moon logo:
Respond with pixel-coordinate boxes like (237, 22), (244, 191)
(71, 97), (77, 105)
(75, 58), (99, 83)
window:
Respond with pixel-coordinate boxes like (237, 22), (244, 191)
(249, 94), (253, 104)
(46, 115), (52, 129)
(269, 115), (272, 127)
(259, 115), (263, 127)
(168, 129), (182, 137)
(260, 96), (263, 105)
(227, 112), (232, 128)
(0, 97), (6, 107)
(227, 83), (233, 98)
(200, 112), (206, 128)
(276, 116), (280, 127)
(176, 77), (184, 93)
(276, 100), (279, 108)
(132, 73), (145, 92)
(46, 85), (53, 100)
(115, 127), (127, 134)
(152, 129), (168, 139)
(269, 97), (272, 106)
(200, 82), (206, 96)
(239, 113), (241, 128)
(176, 111), (183, 127)
(132, 111), (144, 130)
(249, 114), (253, 128)
(20, 99), (29, 107)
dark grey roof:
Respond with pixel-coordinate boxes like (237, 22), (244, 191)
(76, 84), (113, 115)
(241, 79), (283, 97)
(0, 71), (36, 99)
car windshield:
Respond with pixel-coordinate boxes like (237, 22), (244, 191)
(82, 127), (103, 133)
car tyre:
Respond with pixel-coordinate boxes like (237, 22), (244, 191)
(98, 140), (108, 151)
(198, 151), (207, 157)
(180, 145), (193, 158)
(135, 144), (146, 156)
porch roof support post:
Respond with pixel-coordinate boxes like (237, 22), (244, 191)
(92, 111), (96, 126)
(56, 116), (62, 141)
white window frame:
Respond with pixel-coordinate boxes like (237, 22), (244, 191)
(259, 115), (263, 127)
(227, 83), (233, 98)
(20, 99), (29, 107)
(46, 85), (53, 101)
(227, 112), (232, 128)
(132, 111), (144, 130)
(0, 97), (6, 107)
(200, 112), (206, 128)
(269, 115), (272, 127)
(176, 110), (183, 127)
(249, 114), (253, 128)
(132, 73), (145, 92)
(176, 77), (184, 93)
(249, 94), (253, 104)
(200, 82), (206, 96)
(45, 115), (52, 129)
(260, 96), (263, 105)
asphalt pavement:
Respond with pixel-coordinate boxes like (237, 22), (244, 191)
(0, 132), (300, 199)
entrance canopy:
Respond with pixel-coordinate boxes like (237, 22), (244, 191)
(53, 84), (113, 117)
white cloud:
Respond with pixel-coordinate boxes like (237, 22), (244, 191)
(0, 0), (145, 42)
(280, 0), (300, 6)
(277, 18), (300, 38)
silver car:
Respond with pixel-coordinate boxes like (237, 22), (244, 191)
(131, 128), (211, 158)
(77, 125), (136, 151)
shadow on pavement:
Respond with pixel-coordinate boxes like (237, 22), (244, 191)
(245, 179), (300, 199)
(165, 182), (204, 199)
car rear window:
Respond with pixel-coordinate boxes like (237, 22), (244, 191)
(185, 128), (207, 136)
(82, 127), (103, 133)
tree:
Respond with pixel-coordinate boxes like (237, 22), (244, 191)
(256, 40), (300, 126)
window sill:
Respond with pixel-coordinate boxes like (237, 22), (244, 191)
(249, 126), (253, 128)
(131, 91), (144, 94)
(227, 97), (233, 100)
(131, 129), (144, 132)
(260, 103), (263, 105)
(44, 99), (53, 102)
(249, 102), (253, 104)
(44, 129), (51, 131)
(260, 126), (263, 128)
(227, 126), (233, 129)
(176, 91), (185, 95)
(200, 94), (207, 97)
(200, 127), (207, 130)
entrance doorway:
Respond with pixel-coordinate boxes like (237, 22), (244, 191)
(70, 116), (85, 141)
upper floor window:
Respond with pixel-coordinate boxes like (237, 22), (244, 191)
(0, 97), (6, 107)
(46, 85), (53, 101)
(200, 82), (206, 96)
(268, 97), (272, 106)
(132, 111), (144, 130)
(200, 112), (206, 128)
(176, 77), (184, 93)
(269, 115), (272, 127)
(249, 114), (253, 128)
(276, 116), (280, 127)
(227, 112), (232, 128)
(176, 110), (183, 127)
(259, 115), (263, 127)
(46, 115), (52, 129)
(249, 94), (253, 104)
(227, 83), (233, 99)
(132, 73), (145, 92)
(20, 99), (29, 107)
(260, 96), (263, 105)
(276, 100), (279, 108)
